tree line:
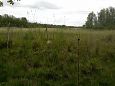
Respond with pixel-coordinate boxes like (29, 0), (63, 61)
(0, 14), (76, 28)
(0, 14), (29, 28)
(85, 7), (115, 29)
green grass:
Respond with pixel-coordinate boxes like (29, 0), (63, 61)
(0, 28), (115, 86)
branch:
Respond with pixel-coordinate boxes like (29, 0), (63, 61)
(0, 0), (20, 6)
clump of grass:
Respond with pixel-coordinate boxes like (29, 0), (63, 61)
(0, 40), (12, 49)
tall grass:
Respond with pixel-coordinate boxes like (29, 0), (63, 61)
(0, 28), (115, 86)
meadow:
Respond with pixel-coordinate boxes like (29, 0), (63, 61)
(0, 27), (115, 86)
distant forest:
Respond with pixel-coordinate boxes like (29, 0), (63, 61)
(85, 7), (115, 29)
(0, 14), (76, 28)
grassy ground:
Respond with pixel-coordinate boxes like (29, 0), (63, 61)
(0, 28), (115, 86)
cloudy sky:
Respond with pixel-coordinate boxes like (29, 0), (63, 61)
(0, 0), (115, 26)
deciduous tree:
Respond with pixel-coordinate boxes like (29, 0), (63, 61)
(85, 12), (97, 28)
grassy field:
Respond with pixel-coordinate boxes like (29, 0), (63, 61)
(0, 28), (115, 86)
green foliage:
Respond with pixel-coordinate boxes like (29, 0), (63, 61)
(0, 0), (20, 6)
(7, 0), (14, 5)
(0, 1), (3, 6)
(85, 12), (97, 28)
(85, 7), (115, 29)
(0, 14), (28, 28)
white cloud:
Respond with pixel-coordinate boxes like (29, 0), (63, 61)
(0, 0), (115, 26)
(29, 1), (60, 9)
(17, 1), (60, 9)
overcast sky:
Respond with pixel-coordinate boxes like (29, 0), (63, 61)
(0, 0), (115, 26)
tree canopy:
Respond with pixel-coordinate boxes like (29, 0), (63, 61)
(0, 14), (29, 28)
(85, 12), (97, 28)
(85, 7), (115, 29)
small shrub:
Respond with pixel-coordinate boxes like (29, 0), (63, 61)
(32, 41), (40, 52)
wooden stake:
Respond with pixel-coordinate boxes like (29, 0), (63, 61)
(7, 23), (10, 52)
(77, 34), (80, 86)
